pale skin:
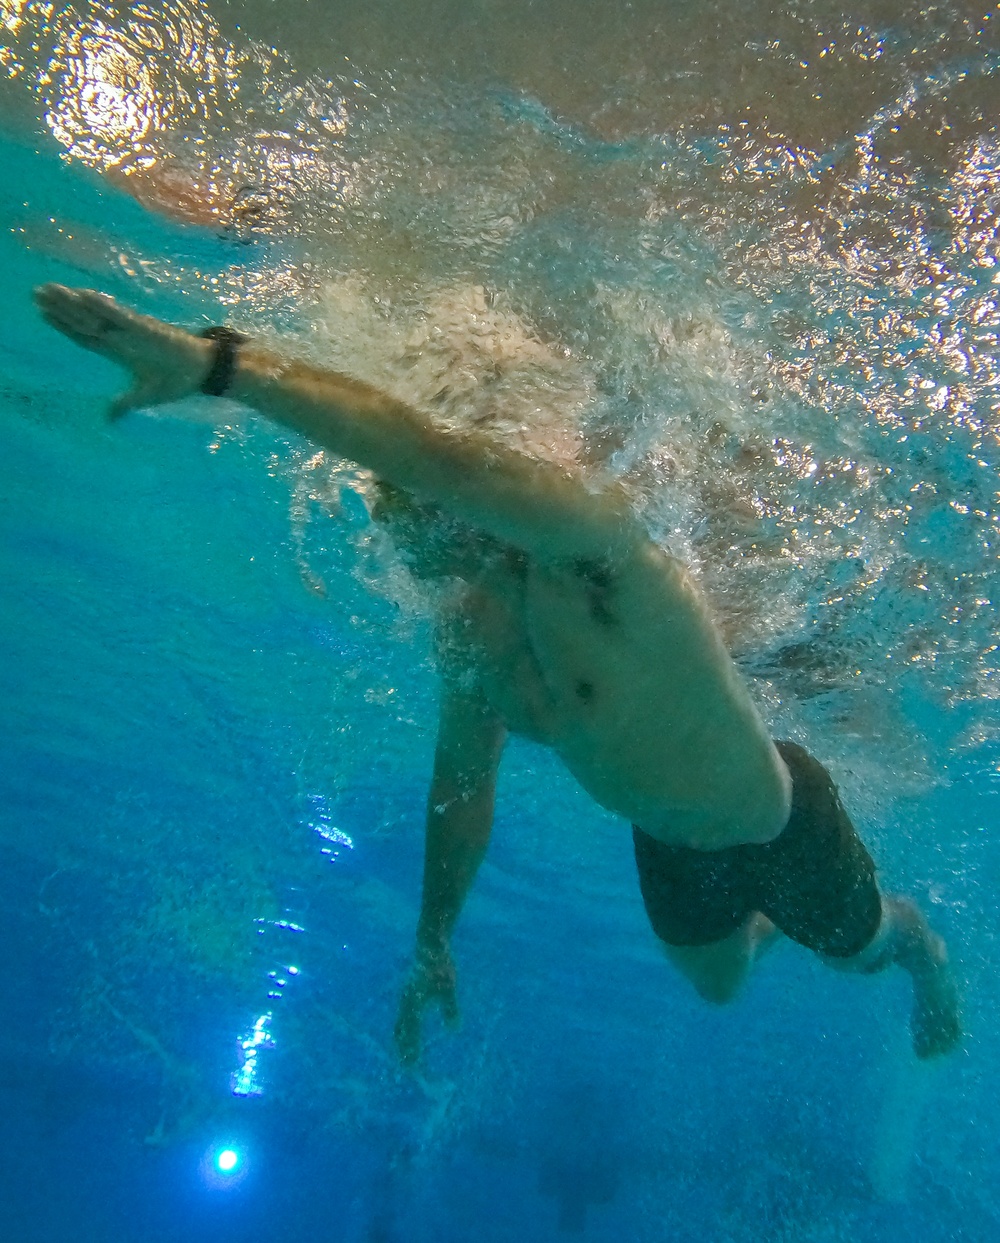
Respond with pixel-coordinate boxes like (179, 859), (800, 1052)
(34, 283), (960, 1062)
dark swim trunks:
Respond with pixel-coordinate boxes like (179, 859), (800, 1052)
(633, 740), (882, 959)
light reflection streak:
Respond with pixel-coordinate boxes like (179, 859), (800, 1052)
(35, 1), (237, 170)
(232, 1012), (273, 1097)
(231, 919), (305, 1095)
(4, 0), (351, 244)
(45, 20), (160, 164)
(231, 796), (352, 1096)
(0, 0), (31, 34)
(307, 793), (354, 861)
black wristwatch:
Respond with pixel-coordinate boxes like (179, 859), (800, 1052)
(199, 326), (248, 397)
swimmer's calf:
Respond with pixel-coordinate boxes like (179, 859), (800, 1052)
(827, 896), (961, 1060)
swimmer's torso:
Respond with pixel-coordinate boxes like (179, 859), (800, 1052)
(442, 540), (792, 850)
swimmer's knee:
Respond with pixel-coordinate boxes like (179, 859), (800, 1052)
(690, 973), (743, 1006)
(821, 895), (897, 975)
(661, 939), (749, 1005)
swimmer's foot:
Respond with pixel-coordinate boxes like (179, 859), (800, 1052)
(890, 898), (961, 1060)
(34, 284), (213, 417)
(908, 930), (961, 1060)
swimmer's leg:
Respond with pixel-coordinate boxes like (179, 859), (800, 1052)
(824, 895), (960, 1060)
(663, 912), (780, 1005)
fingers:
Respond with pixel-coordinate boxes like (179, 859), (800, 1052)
(34, 284), (136, 359)
(34, 283), (117, 323)
(35, 283), (115, 335)
(34, 285), (146, 421)
(394, 970), (461, 1065)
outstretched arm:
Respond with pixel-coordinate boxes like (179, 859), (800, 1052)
(34, 284), (643, 564)
(394, 671), (506, 1065)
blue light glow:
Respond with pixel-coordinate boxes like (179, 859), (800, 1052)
(216, 1149), (239, 1173)
(199, 1141), (251, 1191)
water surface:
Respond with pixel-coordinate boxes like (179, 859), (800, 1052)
(2, 2), (999, 1239)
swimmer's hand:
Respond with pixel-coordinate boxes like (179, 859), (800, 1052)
(34, 284), (213, 420)
(394, 938), (460, 1066)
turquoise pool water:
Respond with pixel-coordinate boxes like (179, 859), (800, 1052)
(2, 2), (1000, 1239)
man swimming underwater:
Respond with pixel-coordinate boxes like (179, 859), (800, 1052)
(34, 282), (960, 1063)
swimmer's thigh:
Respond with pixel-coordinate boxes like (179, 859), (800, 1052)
(751, 742), (882, 959)
(632, 826), (751, 947)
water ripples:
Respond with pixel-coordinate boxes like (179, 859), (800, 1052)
(4, 0), (1000, 781)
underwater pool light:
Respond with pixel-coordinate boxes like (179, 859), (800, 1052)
(216, 1149), (239, 1174)
(199, 1140), (251, 1191)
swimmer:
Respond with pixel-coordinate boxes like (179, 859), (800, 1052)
(33, 282), (960, 1064)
